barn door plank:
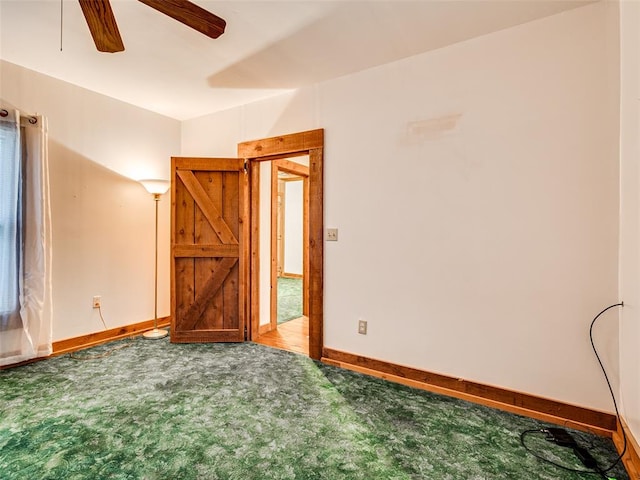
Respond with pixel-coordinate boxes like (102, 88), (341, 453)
(176, 170), (238, 245)
(171, 158), (246, 343)
(179, 257), (238, 331)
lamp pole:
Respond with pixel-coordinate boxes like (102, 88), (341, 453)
(140, 180), (170, 340)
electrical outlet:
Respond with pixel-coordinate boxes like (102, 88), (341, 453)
(326, 228), (338, 241)
(358, 319), (367, 335)
(92, 296), (101, 309)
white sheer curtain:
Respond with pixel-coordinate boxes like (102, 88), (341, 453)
(0, 108), (52, 366)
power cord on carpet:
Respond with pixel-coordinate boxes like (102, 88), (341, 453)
(520, 302), (625, 479)
(521, 429), (610, 479)
(69, 306), (134, 361)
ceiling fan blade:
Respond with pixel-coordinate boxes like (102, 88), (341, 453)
(138, 0), (226, 40)
(78, 0), (125, 52)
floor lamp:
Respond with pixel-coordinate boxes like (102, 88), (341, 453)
(139, 179), (170, 340)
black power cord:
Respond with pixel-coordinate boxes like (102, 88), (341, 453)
(521, 429), (609, 478)
(589, 302), (626, 473)
(520, 302), (625, 479)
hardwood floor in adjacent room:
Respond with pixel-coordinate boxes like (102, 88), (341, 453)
(253, 316), (309, 356)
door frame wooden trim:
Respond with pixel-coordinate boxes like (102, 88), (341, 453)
(270, 164), (279, 333)
(239, 129), (324, 360)
(238, 130), (324, 158)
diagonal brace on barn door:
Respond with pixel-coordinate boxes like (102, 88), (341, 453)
(178, 257), (238, 331)
(176, 170), (238, 245)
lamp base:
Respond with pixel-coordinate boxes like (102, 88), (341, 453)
(143, 328), (169, 340)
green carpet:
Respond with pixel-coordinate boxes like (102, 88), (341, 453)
(277, 277), (302, 324)
(0, 338), (628, 480)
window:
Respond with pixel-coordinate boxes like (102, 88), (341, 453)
(0, 119), (22, 329)
(0, 109), (52, 365)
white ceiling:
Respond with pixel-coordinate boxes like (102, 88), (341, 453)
(0, 0), (593, 121)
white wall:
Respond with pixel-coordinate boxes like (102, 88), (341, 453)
(259, 161), (272, 327)
(183, 2), (621, 412)
(618, 0), (640, 447)
(284, 180), (304, 275)
(1, 60), (180, 341)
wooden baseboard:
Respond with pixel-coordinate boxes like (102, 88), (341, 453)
(53, 317), (171, 355)
(322, 348), (617, 436)
(613, 418), (640, 479)
(258, 323), (273, 335)
(0, 317), (171, 370)
(281, 273), (303, 279)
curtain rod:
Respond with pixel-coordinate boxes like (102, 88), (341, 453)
(0, 108), (38, 125)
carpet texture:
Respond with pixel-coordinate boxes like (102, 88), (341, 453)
(0, 338), (628, 480)
(277, 277), (302, 324)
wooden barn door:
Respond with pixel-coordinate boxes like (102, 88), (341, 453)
(171, 157), (248, 343)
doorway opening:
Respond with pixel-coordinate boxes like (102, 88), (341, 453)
(237, 130), (324, 359)
(254, 158), (309, 355)
(274, 169), (307, 326)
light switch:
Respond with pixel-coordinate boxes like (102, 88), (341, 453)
(326, 228), (338, 241)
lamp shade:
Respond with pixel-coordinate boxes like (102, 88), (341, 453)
(139, 179), (170, 195)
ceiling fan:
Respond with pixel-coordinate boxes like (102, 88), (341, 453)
(78, 0), (226, 53)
